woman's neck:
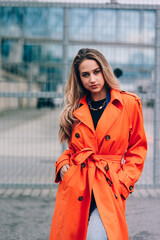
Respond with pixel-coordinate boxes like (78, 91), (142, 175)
(90, 92), (107, 101)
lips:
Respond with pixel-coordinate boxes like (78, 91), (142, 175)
(90, 84), (98, 89)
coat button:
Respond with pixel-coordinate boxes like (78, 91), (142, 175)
(105, 163), (109, 172)
(105, 135), (110, 140)
(129, 185), (133, 191)
(81, 162), (86, 169)
(75, 133), (80, 138)
(78, 196), (83, 201)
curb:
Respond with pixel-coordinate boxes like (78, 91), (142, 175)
(0, 188), (160, 198)
(0, 188), (58, 198)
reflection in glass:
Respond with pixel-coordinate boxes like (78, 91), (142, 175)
(23, 8), (63, 38)
(1, 39), (23, 63)
(119, 10), (140, 43)
(22, 44), (63, 90)
(0, 7), (24, 36)
(143, 48), (155, 66)
(22, 44), (63, 92)
(38, 64), (62, 92)
(69, 8), (93, 41)
(114, 47), (154, 67)
(143, 11), (155, 44)
(1, 39), (13, 59)
(23, 44), (62, 63)
(93, 10), (116, 42)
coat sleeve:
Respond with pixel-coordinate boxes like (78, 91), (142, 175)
(117, 97), (147, 199)
(55, 146), (74, 183)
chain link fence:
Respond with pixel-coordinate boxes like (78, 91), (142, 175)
(0, 0), (159, 189)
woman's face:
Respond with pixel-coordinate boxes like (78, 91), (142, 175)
(79, 59), (107, 100)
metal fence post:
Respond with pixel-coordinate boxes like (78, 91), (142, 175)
(62, 7), (69, 153)
(0, 37), (1, 81)
(153, 9), (160, 187)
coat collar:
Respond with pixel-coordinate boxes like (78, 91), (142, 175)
(73, 89), (123, 145)
(79, 89), (123, 106)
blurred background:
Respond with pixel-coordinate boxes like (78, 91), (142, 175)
(0, 0), (159, 189)
(0, 0), (160, 239)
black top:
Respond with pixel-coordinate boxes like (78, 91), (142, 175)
(89, 98), (107, 129)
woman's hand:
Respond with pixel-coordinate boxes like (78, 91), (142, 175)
(60, 164), (70, 180)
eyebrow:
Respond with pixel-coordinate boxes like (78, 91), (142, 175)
(81, 67), (100, 75)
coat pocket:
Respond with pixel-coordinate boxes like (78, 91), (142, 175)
(112, 171), (122, 197)
(62, 165), (76, 190)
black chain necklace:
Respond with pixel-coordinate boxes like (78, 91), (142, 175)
(88, 97), (107, 111)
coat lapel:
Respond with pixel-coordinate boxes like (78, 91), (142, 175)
(73, 90), (123, 142)
(73, 96), (95, 133)
(96, 89), (123, 145)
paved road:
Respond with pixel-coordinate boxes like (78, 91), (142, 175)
(126, 195), (160, 240)
(0, 190), (159, 240)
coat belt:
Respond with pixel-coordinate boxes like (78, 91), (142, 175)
(71, 148), (123, 165)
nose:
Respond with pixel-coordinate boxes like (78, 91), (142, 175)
(90, 74), (96, 83)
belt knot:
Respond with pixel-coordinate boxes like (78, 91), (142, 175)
(71, 148), (123, 165)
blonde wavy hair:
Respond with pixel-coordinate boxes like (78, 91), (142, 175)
(59, 48), (121, 143)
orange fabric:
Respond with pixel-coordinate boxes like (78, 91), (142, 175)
(50, 89), (147, 240)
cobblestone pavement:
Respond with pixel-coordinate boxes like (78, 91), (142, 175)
(0, 188), (160, 240)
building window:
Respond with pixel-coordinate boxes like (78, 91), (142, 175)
(93, 9), (116, 42)
(118, 10), (140, 43)
(143, 11), (155, 44)
(23, 7), (63, 39)
(0, 7), (24, 37)
(69, 8), (93, 41)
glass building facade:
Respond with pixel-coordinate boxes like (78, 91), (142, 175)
(0, 6), (156, 94)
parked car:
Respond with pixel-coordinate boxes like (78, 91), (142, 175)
(37, 97), (55, 109)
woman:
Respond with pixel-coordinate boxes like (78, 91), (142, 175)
(50, 48), (147, 240)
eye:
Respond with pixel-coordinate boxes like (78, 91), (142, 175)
(94, 69), (100, 75)
(82, 73), (89, 77)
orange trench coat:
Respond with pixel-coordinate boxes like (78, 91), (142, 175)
(50, 89), (147, 240)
